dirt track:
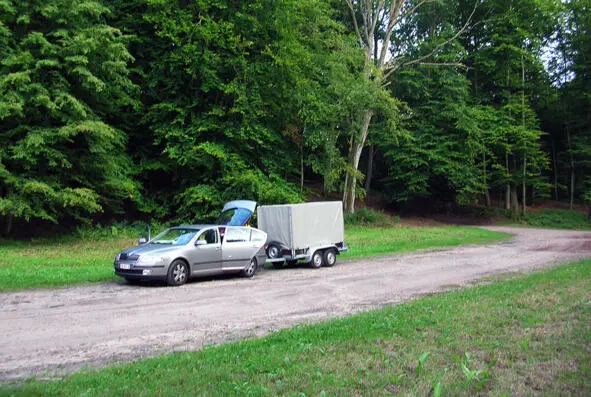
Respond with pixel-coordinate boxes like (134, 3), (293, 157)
(1, 226), (590, 381)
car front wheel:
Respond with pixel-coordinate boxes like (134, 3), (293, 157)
(167, 260), (189, 286)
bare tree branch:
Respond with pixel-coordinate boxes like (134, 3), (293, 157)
(378, 0), (406, 68)
(396, 0), (439, 24)
(417, 62), (468, 68)
(399, 0), (479, 69)
(370, 0), (385, 41)
(346, 0), (363, 45)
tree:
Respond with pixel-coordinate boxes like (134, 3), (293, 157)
(341, 0), (479, 213)
(0, 0), (139, 235)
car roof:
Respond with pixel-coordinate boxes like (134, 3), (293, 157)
(170, 225), (216, 230)
(170, 224), (256, 230)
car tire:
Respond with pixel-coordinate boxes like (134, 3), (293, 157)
(323, 249), (337, 267)
(242, 258), (257, 278)
(267, 243), (281, 259)
(166, 259), (189, 286)
(309, 250), (324, 269)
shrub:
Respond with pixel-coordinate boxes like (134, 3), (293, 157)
(520, 209), (590, 230)
(344, 208), (399, 226)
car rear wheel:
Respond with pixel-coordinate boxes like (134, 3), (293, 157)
(309, 250), (323, 268)
(323, 249), (337, 267)
(167, 260), (189, 286)
(242, 258), (257, 278)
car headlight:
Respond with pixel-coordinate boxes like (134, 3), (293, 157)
(115, 253), (121, 261)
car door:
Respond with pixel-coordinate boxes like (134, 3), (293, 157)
(186, 227), (222, 274)
(222, 227), (255, 270)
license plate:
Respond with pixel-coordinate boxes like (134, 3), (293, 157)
(120, 263), (131, 270)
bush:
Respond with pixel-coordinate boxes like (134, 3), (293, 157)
(520, 209), (590, 230)
(344, 208), (399, 227)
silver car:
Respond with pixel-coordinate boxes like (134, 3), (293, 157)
(114, 225), (267, 286)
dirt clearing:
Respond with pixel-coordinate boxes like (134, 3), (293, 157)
(1, 226), (590, 381)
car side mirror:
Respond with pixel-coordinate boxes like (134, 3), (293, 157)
(138, 237), (147, 245)
(195, 240), (207, 246)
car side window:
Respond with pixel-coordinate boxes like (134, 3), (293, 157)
(251, 229), (266, 242)
(224, 227), (251, 243)
(198, 229), (218, 244)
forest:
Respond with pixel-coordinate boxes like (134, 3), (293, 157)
(1, 0), (589, 237)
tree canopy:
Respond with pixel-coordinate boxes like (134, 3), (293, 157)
(0, 0), (589, 236)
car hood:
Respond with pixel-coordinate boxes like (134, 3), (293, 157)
(120, 244), (184, 257)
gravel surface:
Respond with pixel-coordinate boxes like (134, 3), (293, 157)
(1, 226), (590, 381)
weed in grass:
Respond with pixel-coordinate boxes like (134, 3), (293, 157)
(416, 352), (430, 375)
(433, 381), (443, 397)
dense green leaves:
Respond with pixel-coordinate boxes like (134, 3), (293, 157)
(0, 0), (589, 237)
(0, 0), (139, 233)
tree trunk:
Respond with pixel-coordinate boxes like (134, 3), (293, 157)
(483, 152), (491, 207)
(522, 155), (527, 215)
(4, 215), (12, 236)
(505, 152), (511, 210)
(343, 110), (373, 213)
(365, 145), (374, 193)
(511, 186), (520, 219)
(300, 125), (305, 193)
(567, 128), (575, 210)
(552, 138), (558, 200)
(521, 53), (526, 216)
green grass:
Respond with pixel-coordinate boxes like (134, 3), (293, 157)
(0, 226), (509, 292)
(3, 260), (589, 396)
(0, 236), (137, 291)
(342, 226), (509, 260)
(500, 208), (591, 230)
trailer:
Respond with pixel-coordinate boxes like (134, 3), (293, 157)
(257, 201), (348, 268)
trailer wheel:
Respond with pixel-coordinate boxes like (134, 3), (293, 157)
(309, 250), (324, 268)
(267, 243), (281, 259)
(323, 249), (337, 267)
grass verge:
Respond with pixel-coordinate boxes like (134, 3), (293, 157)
(3, 260), (589, 396)
(498, 208), (591, 230)
(0, 226), (509, 291)
(342, 226), (509, 261)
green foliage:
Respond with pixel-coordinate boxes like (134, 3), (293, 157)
(0, 0), (139, 232)
(343, 208), (399, 227)
(519, 209), (591, 230)
(0, 0), (588, 236)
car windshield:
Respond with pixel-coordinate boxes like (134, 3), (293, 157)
(217, 208), (253, 226)
(150, 228), (199, 246)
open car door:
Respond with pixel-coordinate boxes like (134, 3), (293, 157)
(218, 200), (257, 226)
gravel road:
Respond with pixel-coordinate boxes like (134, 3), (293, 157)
(1, 226), (590, 381)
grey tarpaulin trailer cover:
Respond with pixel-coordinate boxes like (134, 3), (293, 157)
(257, 201), (348, 268)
